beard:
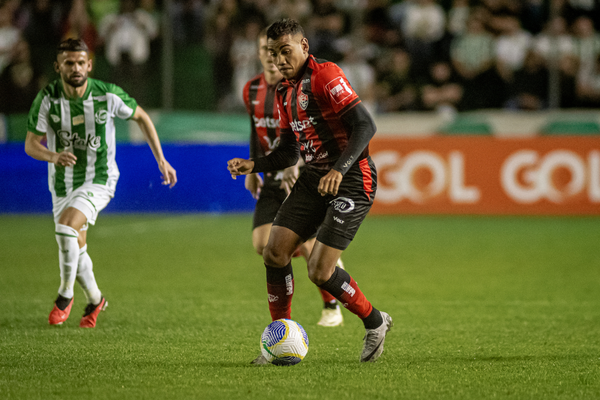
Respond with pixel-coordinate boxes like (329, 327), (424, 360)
(65, 74), (87, 88)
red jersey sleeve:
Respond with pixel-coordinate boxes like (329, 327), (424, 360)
(313, 63), (360, 115)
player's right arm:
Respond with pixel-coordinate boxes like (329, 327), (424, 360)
(24, 131), (76, 166)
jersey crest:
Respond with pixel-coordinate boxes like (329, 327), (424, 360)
(298, 90), (309, 110)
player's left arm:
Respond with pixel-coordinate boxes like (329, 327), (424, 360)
(318, 103), (376, 196)
(316, 65), (376, 196)
(131, 106), (177, 188)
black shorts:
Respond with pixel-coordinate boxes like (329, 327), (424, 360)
(252, 179), (288, 229)
(273, 156), (377, 250)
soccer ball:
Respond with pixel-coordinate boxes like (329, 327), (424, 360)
(260, 319), (309, 366)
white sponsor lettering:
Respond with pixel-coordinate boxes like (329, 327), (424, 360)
(285, 274), (293, 295)
(268, 294), (279, 302)
(57, 131), (101, 151)
(330, 197), (355, 213)
(341, 281), (355, 297)
(373, 150), (480, 204)
(253, 115), (279, 129)
(333, 216), (345, 224)
(501, 150), (600, 203)
(264, 136), (280, 153)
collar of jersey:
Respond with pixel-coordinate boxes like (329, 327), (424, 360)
(278, 55), (314, 89)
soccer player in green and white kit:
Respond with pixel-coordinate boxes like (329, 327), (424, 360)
(25, 38), (177, 328)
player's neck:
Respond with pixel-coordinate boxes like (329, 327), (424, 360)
(62, 79), (88, 99)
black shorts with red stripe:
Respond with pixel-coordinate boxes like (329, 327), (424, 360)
(273, 156), (377, 250)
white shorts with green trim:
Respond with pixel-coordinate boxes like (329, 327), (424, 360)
(52, 183), (115, 228)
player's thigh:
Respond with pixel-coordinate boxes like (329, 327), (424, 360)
(252, 223), (272, 255)
(272, 170), (328, 242)
(317, 158), (377, 251)
(54, 183), (114, 228)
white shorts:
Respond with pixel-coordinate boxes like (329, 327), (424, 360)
(52, 183), (115, 228)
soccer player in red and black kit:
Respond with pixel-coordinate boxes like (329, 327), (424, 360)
(228, 18), (392, 363)
(243, 29), (346, 327)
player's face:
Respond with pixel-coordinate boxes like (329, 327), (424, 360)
(258, 35), (280, 76)
(55, 51), (92, 88)
(267, 33), (309, 81)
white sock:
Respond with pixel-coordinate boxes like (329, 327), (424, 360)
(55, 224), (79, 299)
(76, 245), (102, 305)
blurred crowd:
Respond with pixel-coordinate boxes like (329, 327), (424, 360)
(1, 0), (600, 115)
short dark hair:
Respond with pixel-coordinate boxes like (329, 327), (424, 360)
(56, 38), (89, 57)
(266, 18), (305, 41)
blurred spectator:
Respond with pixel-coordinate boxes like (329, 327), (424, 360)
(229, 17), (262, 110)
(265, 0), (312, 23)
(504, 50), (548, 110)
(62, 0), (99, 57)
(204, 0), (237, 109)
(571, 16), (600, 77)
(22, 0), (63, 79)
(88, 0), (120, 27)
(532, 16), (575, 64)
(98, 0), (159, 104)
(420, 60), (463, 113)
(561, 0), (600, 29)
(577, 53), (600, 107)
(0, 38), (43, 113)
(447, 0), (470, 36)
(558, 53), (580, 108)
(305, 0), (350, 62)
(450, 16), (504, 109)
(400, 0), (446, 75)
(376, 47), (419, 112)
(338, 40), (377, 114)
(0, 0), (20, 75)
(171, 0), (205, 45)
(494, 16), (533, 82)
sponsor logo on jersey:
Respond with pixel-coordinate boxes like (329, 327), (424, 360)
(330, 197), (355, 213)
(58, 130), (101, 151)
(252, 100), (260, 105)
(253, 115), (279, 129)
(298, 90), (309, 110)
(264, 136), (280, 153)
(285, 274), (293, 295)
(326, 77), (353, 104)
(302, 79), (311, 84)
(333, 216), (345, 224)
(72, 115), (85, 126)
(268, 294), (279, 302)
(290, 116), (317, 132)
(50, 114), (60, 123)
(341, 281), (356, 297)
(250, 85), (264, 90)
(95, 110), (108, 125)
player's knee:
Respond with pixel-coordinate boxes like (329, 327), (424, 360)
(307, 261), (330, 286)
(254, 243), (266, 257)
(263, 244), (291, 268)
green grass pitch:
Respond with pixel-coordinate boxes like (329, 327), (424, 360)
(0, 214), (599, 399)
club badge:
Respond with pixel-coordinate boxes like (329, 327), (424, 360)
(298, 91), (309, 110)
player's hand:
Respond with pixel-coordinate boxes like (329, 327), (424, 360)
(245, 173), (263, 199)
(318, 169), (343, 196)
(158, 159), (177, 188)
(53, 151), (77, 167)
(280, 164), (299, 195)
(227, 158), (254, 180)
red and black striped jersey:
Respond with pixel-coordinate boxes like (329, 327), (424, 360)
(275, 55), (368, 171)
(243, 73), (281, 160)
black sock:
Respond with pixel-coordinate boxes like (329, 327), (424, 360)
(55, 294), (72, 311)
(362, 307), (383, 330)
(323, 300), (338, 310)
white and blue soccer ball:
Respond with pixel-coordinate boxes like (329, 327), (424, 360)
(260, 319), (309, 366)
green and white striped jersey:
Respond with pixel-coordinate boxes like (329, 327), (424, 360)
(28, 78), (137, 197)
